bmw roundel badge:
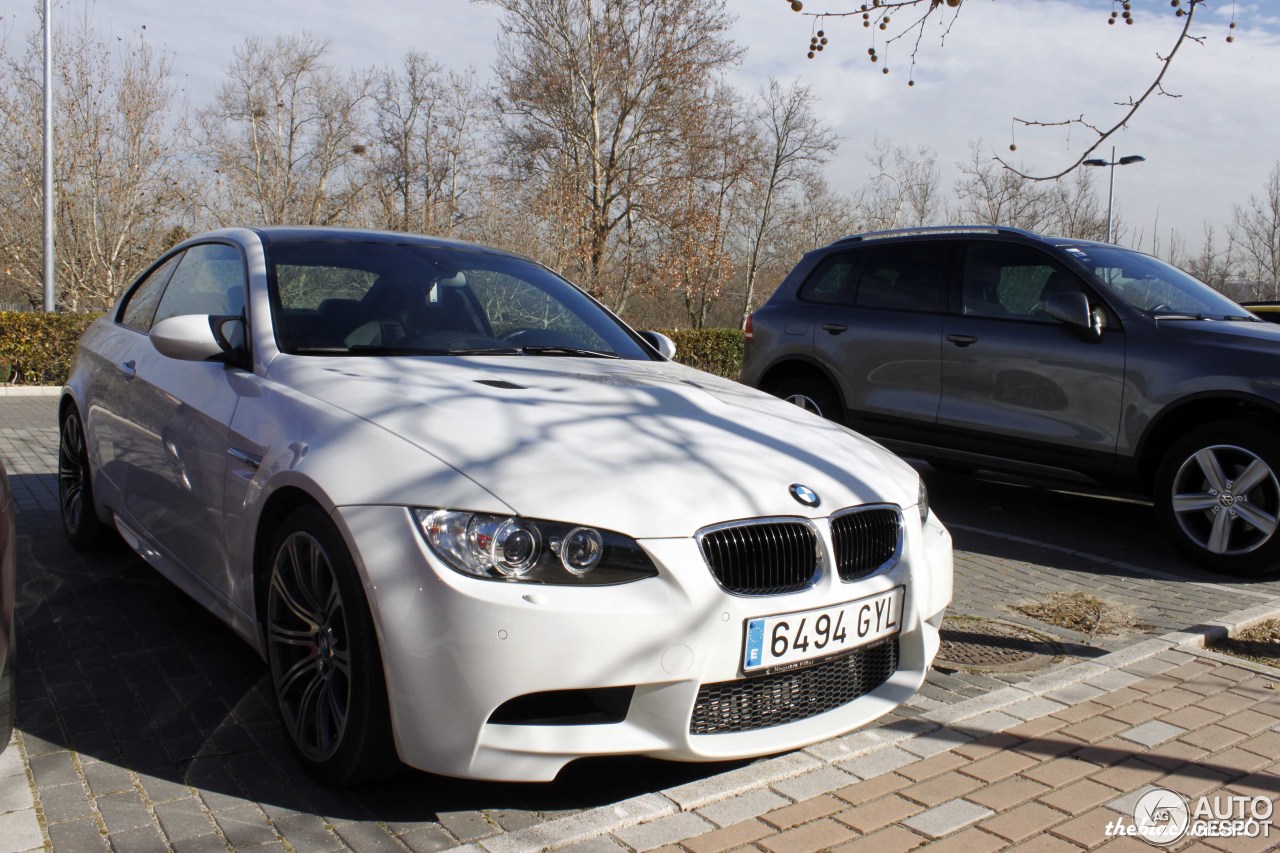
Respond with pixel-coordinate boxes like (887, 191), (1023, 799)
(789, 484), (820, 508)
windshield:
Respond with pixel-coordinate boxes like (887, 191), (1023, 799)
(1062, 244), (1251, 320)
(266, 240), (651, 359)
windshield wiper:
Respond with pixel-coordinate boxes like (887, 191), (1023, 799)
(446, 346), (522, 355)
(347, 345), (452, 355)
(519, 345), (621, 359)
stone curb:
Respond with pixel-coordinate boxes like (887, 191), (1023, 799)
(459, 595), (1280, 853)
(0, 387), (61, 397)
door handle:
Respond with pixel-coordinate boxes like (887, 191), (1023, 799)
(946, 334), (979, 348)
(821, 323), (848, 335)
(121, 359), (137, 380)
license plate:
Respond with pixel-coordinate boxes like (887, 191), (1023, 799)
(742, 587), (905, 675)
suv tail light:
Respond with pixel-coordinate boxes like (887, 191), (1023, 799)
(744, 314), (754, 341)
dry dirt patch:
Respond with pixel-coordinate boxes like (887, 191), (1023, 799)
(1213, 619), (1280, 670)
(1010, 590), (1146, 639)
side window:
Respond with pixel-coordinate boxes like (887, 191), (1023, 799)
(854, 242), (948, 313)
(962, 243), (1080, 320)
(798, 254), (860, 305)
(119, 252), (184, 332)
(152, 243), (247, 326)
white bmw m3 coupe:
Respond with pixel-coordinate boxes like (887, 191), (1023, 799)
(60, 227), (952, 785)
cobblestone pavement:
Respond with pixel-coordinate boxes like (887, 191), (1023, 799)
(2, 393), (1278, 852)
(480, 645), (1280, 852)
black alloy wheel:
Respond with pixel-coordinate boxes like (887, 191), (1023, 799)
(58, 407), (108, 549)
(265, 505), (396, 786)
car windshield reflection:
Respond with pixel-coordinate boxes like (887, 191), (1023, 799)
(267, 240), (650, 359)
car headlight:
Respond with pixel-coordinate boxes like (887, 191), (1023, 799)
(918, 479), (930, 525)
(414, 509), (658, 585)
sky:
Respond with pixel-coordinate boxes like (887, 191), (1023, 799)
(3, 0), (1278, 257)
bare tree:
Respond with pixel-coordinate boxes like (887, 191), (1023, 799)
(736, 79), (839, 326)
(856, 138), (941, 231)
(484, 0), (741, 307)
(657, 84), (752, 328)
(1229, 163), (1280, 300)
(0, 20), (188, 310)
(368, 52), (483, 236)
(1177, 225), (1236, 295)
(952, 142), (1050, 231)
(195, 34), (370, 226)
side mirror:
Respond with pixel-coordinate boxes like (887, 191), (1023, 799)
(638, 330), (677, 360)
(1044, 292), (1103, 338)
(151, 314), (246, 363)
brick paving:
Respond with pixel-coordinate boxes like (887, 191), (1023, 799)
(2, 393), (1280, 852)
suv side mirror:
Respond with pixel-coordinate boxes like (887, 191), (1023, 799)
(1044, 292), (1103, 338)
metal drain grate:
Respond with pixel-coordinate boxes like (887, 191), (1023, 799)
(935, 618), (1060, 673)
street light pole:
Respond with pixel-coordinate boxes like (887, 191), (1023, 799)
(42, 0), (54, 313)
(1083, 147), (1146, 244)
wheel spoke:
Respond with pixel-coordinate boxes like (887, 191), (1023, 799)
(267, 622), (316, 649)
(285, 538), (317, 610)
(1207, 508), (1234, 554)
(1235, 503), (1278, 539)
(294, 668), (327, 748)
(1194, 449), (1229, 493)
(1233, 459), (1275, 496)
(324, 679), (348, 737)
(271, 570), (319, 628)
(1172, 492), (1219, 514)
(324, 579), (342, 623)
(277, 653), (322, 704)
(330, 648), (351, 679)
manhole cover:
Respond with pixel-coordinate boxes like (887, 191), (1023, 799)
(934, 617), (1061, 673)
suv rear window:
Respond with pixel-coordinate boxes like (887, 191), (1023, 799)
(798, 243), (949, 313)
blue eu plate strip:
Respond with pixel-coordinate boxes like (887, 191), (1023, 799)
(744, 618), (764, 668)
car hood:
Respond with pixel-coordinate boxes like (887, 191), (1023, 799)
(1156, 317), (1280, 348)
(269, 355), (918, 538)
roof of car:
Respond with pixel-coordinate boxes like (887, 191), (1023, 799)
(248, 226), (507, 254)
(829, 225), (1114, 251)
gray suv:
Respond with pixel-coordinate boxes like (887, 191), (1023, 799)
(742, 226), (1280, 577)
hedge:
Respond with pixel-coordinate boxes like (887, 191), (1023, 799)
(659, 328), (745, 380)
(0, 311), (101, 386)
(0, 311), (746, 387)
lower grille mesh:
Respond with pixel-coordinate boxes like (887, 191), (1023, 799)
(690, 639), (899, 734)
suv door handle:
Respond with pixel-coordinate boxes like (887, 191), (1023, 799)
(821, 323), (848, 335)
(121, 359), (137, 380)
(946, 334), (979, 347)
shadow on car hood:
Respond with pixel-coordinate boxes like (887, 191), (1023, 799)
(269, 355), (917, 538)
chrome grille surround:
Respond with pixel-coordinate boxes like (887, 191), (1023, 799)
(829, 504), (903, 582)
(696, 518), (822, 596)
(690, 638), (899, 734)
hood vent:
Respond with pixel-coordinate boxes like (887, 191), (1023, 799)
(474, 379), (528, 390)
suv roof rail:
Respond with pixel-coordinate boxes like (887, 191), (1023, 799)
(833, 225), (1041, 244)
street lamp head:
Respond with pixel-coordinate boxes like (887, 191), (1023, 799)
(1118, 155), (1147, 165)
(1083, 159), (1108, 167)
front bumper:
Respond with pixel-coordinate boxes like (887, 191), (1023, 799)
(333, 505), (953, 781)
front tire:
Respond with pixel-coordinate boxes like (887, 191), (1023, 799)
(265, 506), (397, 786)
(59, 406), (109, 549)
(1155, 420), (1280, 577)
(774, 377), (844, 425)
